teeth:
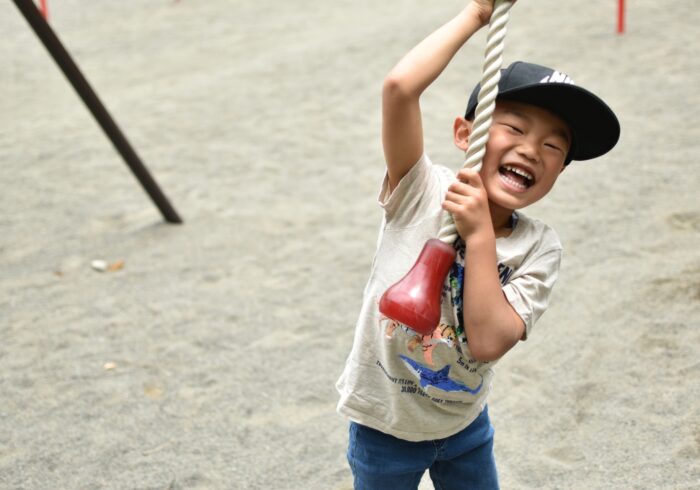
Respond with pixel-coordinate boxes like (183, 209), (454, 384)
(501, 173), (527, 190)
(503, 165), (533, 181)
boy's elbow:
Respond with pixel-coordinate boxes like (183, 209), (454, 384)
(467, 328), (520, 362)
(382, 72), (415, 102)
(465, 310), (525, 361)
(469, 342), (504, 363)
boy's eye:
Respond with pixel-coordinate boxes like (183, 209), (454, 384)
(544, 142), (564, 153)
(503, 124), (523, 134)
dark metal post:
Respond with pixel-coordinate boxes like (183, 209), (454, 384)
(13, 0), (183, 224)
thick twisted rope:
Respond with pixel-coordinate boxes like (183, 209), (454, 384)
(437, 0), (514, 244)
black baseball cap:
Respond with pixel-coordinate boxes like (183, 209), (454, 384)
(465, 61), (620, 163)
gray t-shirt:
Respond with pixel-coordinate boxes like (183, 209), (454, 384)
(336, 153), (563, 441)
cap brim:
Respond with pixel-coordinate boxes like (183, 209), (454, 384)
(498, 83), (620, 161)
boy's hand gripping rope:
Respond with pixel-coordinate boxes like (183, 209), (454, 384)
(437, 0), (514, 244)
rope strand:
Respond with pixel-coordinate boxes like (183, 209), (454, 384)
(437, 0), (513, 244)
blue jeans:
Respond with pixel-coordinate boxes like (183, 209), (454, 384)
(347, 406), (498, 490)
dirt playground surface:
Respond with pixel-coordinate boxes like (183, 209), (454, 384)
(1, 0), (698, 488)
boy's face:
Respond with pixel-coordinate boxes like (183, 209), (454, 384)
(456, 99), (571, 212)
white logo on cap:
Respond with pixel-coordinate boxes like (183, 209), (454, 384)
(540, 71), (575, 85)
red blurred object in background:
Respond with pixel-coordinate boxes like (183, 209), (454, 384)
(618, 0), (625, 34)
(379, 239), (456, 336)
(39, 0), (48, 20)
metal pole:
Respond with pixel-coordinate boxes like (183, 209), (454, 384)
(12, 0), (183, 224)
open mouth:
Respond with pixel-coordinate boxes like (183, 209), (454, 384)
(498, 165), (534, 191)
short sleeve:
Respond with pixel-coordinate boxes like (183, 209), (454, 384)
(502, 248), (562, 339)
(378, 154), (452, 227)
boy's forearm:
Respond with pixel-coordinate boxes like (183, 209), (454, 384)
(385, 4), (487, 97)
(462, 231), (525, 361)
(382, 3), (488, 189)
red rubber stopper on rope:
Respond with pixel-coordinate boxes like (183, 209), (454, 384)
(379, 239), (456, 335)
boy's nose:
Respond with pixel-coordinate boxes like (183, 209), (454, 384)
(516, 140), (541, 164)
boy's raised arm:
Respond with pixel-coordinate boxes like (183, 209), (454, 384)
(382, 1), (497, 191)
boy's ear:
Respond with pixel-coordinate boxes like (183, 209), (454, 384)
(453, 117), (472, 152)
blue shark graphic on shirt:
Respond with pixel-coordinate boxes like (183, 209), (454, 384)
(399, 355), (483, 394)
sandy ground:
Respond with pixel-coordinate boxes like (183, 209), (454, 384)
(1, 0), (698, 488)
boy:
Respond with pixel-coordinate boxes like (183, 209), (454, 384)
(336, 1), (620, 489)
